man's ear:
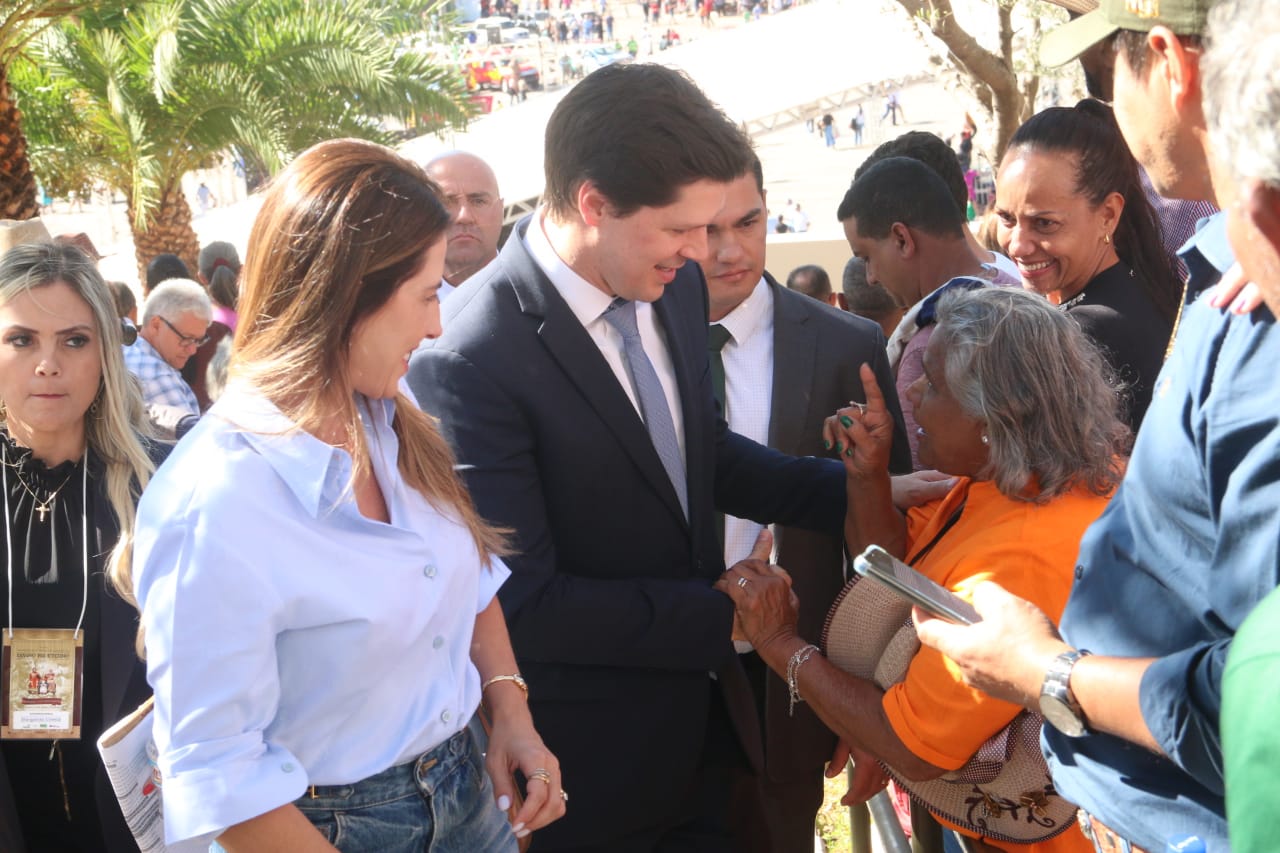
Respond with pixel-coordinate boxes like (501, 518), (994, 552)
(1149, 25), (1201, 113)
(829, 292), (847, 311)
(890, 222), (916, 259)
(577, 181), (610, 227)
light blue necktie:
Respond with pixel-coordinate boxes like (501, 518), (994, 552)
(603, 299), (688, 519)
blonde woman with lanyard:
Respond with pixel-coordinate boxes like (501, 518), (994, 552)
(131, 139), (565, 852)
(0, 241), (159, 852)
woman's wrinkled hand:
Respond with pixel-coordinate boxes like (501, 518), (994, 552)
(827, 740), (891, 806)
(821, 364), (897, 479)
(714, 529), (799, 655)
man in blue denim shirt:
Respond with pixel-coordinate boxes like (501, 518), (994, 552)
(913, 1), (1280, 851)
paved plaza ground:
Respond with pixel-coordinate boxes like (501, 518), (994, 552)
(39, 0), (1070, 292)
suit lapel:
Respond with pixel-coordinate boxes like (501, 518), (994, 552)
(767, 277), (816, 454)
(501, 224), (688, 526)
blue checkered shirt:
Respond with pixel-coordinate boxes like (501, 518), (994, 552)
(123, 336), (200, 415)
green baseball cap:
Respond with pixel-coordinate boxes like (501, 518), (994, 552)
(1039, 0), (1216, 68)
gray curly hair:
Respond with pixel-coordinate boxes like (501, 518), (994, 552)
(932, 287), (1129, 502)
(1204, 0), (1280, 190)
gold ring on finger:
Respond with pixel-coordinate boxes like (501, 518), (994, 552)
(528, 770), (552, 785)
(560, 790), (569, 802)
(737, 576), (750, 589)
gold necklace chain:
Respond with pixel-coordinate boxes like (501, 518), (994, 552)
(1, 443), (78, 523)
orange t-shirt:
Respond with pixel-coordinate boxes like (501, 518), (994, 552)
(883, 478), (1108, 853)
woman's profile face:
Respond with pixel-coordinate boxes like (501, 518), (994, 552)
(905, 332), (987, 479)
(347, 238), (447, 401)
(0, 281), (103, 442)
(994, 148), (1122, 303)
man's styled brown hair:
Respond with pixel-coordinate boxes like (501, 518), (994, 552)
(542, 63), (755, 218)
(233, 138), (508, 562)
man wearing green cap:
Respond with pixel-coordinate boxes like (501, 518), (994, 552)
(914, 1), (1280, 851)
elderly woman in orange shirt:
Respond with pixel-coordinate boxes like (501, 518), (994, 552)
(718, 287), (1128, 853)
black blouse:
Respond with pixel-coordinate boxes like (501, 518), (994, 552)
(1060, 262), (1175, 432)
(1, 430), (109, 852)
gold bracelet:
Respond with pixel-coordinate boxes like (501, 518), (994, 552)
(481, 673), (529, 698)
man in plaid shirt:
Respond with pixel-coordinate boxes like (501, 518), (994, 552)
(124, 278), (211, 417)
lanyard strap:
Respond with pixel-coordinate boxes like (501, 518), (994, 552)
(4, 447), (90, 640)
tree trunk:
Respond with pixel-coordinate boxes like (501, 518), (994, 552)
(894, 0), (1028, 161)
(128, 183), (201, 285)
(0, 71), (40, 222)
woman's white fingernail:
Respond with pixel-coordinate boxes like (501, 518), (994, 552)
(516, 828), (531, 839)
(496, 795), (511, 811)
(512, 822), (525, 833)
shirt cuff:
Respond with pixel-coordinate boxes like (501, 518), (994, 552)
(162, 743), (309, 844)
(1139, 641), (1227, 794)
(476, 555), (512, 614)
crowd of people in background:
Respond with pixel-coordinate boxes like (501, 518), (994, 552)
(2, 0), (1279, 851)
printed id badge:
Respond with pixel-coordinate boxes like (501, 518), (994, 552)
(1, 628), (84, 740)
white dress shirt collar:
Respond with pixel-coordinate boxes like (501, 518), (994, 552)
(714, 276), (772, 346)
(524, 210), (615, 325)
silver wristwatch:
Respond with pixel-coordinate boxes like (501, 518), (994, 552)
(1039, 649), (1091, 736)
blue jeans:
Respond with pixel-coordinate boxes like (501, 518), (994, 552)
(295, 728), (518, 853)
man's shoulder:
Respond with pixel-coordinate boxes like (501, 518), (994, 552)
(436, 251), (530, 342)
(769, 277), (884, 344)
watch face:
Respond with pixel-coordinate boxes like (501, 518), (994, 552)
(1040, 693), (1087, 737)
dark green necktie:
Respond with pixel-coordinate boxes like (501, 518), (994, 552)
(708, 323), (732, 412)
(708, 323), (732, 546)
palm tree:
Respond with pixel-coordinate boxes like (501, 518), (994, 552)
(0, 1), (110, 220)
(23, 0), (470, 278)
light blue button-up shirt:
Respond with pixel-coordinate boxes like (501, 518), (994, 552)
(133, 384), (509, 844)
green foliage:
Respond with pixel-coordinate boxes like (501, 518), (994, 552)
(816, 771), (854, 853)
(15, 0), (472, 227)
(6, 59), (101, 198)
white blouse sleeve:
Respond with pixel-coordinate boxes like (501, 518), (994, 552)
(136, 511), (305, 844)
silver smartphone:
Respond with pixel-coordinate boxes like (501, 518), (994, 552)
(852, 545), (982, 625)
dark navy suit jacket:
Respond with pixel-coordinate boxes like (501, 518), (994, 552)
(408, 217), (846, 847)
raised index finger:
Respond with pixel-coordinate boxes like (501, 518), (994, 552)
(857, 363), (888, 416)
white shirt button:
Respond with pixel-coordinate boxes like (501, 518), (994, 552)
(441, 709), (452, 724)
(424, 564), (437, 579)
(433, 636), (445, 650)
(282, 762), (295, 773)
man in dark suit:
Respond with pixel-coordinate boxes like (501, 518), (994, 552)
(700, 159), (911, 853)
(409, 64), (869, 852)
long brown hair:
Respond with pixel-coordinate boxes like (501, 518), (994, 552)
(232, 138), (508, 561)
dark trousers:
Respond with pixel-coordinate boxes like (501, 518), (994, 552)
(531, 680), (748, 853)
(728, 652), (825, 853)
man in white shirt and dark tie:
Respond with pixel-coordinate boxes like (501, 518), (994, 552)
(700, 158), (910, 853)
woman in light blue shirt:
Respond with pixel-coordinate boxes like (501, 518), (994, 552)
(131, 139), (564, 852)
